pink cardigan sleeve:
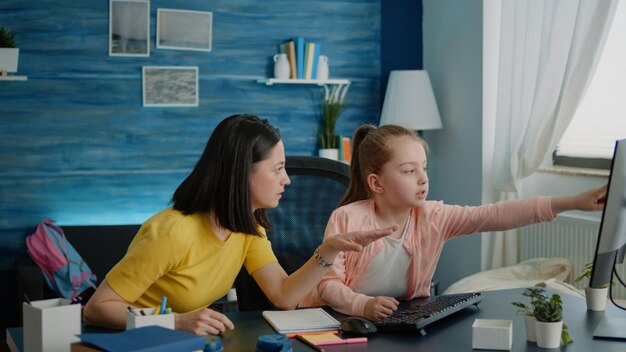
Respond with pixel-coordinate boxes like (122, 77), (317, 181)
(317, 210), (372, 317)
(437, 196), (556, 241)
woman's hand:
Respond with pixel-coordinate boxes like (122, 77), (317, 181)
(175, 308), (234, 335)
(552, 185), (607, 214)
(364, 296), (399, 321)
(319, 226), (398, 262)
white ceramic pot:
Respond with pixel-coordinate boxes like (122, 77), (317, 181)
(535, 320), (563, 349)
(316, 55), (329, 80)
(585, 286), (608, 311)
(0, 48), (19, 73)
(318, 148), (338, 160)
(273, 53), (290, 79)
(524, 315), (537, 342)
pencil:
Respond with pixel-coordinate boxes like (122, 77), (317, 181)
(295, 334), (325, 352)
(285, 330), (338, 338)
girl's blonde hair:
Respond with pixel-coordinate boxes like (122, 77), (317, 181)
(339, 124), (429, 207)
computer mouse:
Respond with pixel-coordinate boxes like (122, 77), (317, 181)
(340, 316), (378, 336)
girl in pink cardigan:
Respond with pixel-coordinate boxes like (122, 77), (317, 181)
(304, 124), (607, 321)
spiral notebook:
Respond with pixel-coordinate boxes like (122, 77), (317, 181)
(262, 308), (341, 334)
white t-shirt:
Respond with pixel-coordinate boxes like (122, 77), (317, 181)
(352, 214), (411, 298)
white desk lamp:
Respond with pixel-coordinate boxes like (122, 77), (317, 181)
(380, 70), (442, 136)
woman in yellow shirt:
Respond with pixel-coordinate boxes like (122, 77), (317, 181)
(82, 114), (395, 335)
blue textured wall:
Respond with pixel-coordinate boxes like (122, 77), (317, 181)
(0, 1), (381, 269)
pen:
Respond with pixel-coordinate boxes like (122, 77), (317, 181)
(295, 335), (325, 352)
(139, 309), (146, 316)
(23, 294), (31, 305)
(127, 306), (138, 316)
(315, 337), (368, 346)
(285, 330), (339, 338)
(159, 296), (167, 315)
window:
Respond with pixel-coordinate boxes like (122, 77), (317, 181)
(554, 1), (626, 169)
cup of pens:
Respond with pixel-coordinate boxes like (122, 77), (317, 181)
(126, 296), (174, 330)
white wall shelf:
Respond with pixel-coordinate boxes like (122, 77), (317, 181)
(0, 75), (27, 81)
(257, 78), (350, 86)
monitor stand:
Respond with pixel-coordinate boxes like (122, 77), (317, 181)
(593, 317), (626, 340)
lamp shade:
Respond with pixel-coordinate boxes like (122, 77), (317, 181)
(380, 70), (442, 130)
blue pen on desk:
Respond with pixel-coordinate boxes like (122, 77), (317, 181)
(159, 296), (167, 314)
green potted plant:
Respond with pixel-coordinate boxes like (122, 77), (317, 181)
(0, 27), (19, 76)
(533, 293), (573, 348)
(318, 84), (349, 160)
(575, 261), (610, 311)
(511, 288), (545, 342)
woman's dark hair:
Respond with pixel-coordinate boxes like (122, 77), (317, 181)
(339, 124), (429, 207)
(172, 114), (281, 236)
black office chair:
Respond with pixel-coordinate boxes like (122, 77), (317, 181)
(233, 155), (350, 311)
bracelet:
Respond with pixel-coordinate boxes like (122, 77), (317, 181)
(313, 246), (333, 269)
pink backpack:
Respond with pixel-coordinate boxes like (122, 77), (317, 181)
(25, 219), (97, 303)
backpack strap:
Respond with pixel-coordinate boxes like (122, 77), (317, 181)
(25, 219), (67, 286)
(44, 220), (96, 300)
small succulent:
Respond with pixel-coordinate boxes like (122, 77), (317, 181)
(0, 27), (16, 48)
(511, 287), (546, 316)
(512, 288), (573, 345)
(575, 262), (613, 288)
(534, 294), (562, 323)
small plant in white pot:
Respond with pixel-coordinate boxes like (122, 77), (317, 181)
(318, 84), (349, 160)
(533, 293), (573, 349)
(511, 288), (545, 342)
(0, 27), (19, 76)
(575, 262), (609, 311)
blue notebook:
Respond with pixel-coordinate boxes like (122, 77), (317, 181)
(295, 37), (305, 79)
(79, 326), (205, 352)
(6, 327), (23, 352)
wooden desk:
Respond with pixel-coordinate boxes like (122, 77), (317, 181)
(6, 288), (626, 351)
(220, 288), (626, 351)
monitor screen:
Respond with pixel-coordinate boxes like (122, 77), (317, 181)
(590, 138), (626, 288)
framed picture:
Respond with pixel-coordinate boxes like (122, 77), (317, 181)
(109, 0), (150, 57)
(157, 9), (213, 52)
(142, 66), (199, 107)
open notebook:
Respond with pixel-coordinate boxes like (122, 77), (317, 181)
(262, 308), (341, 334)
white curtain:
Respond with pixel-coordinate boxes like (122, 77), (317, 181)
(482, 0), (619, 270)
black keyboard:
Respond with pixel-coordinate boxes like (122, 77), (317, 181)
(374, 292), (484, 333)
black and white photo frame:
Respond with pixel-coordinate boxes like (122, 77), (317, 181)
(157, 9), (213, 52)
(109, 0), (150, 57)
(142, 66), (199, 107)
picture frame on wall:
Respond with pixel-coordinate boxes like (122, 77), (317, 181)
(109, 0), (150, 57)
(157, 9), (213, 52)
(142, 66), (199, 107)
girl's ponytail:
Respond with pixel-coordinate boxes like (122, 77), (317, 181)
(339, 125), (376, 207)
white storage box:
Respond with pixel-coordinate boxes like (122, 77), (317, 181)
(472, 319), (512, 351)
(126, 307), (175, 330)
(23, 298), (81, 352)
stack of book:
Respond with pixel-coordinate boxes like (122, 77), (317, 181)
(279, 37), (322, 80)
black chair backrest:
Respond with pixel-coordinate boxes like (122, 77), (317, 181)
(234, 156), (350, 311)
(62, 225), (140, 285)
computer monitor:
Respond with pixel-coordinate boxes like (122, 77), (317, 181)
(589, 138), (626, 289)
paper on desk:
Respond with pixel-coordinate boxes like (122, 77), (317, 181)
(298, 333), (342, 344)
(262, 308), (341, 334)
